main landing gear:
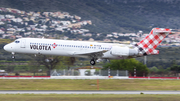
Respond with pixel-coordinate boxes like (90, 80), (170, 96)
(90, 59), (109, 65)
(90, 59), (96, 65)
(89, 52), (103, 65)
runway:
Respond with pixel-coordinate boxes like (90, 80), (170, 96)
(0, 90), (180, 94)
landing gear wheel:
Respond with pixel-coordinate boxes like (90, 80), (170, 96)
(90, 59), (96, 65)
(11, 55), (15, 59)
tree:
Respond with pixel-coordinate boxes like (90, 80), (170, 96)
(28, 20), (34, 25)
(30, 55), (76, 75)
(33, 55), (62, 76)
(38, 20), (42, 24)
(149, 66), (159, 73)
(170, 65), (180, 75)
(85, 69), (91, 76)
(63, 57), (76, 70)
(103, 58), (149, 76)
(28, 59), (40, 76)
(149, 66), (159, 76)
(19, 32), (24, 37)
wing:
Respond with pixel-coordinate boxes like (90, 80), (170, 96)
(71, 50), (108, 58)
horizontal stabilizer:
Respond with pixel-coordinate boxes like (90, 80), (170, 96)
(153, 28), (171, 34)
(145, 49), (159, 55)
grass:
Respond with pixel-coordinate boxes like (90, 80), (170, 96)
(0, 79), (180, 90)
(1, 79), (180, 101)
(0, 94), (180, 101)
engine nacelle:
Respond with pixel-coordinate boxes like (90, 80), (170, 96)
(110, 46), (138, 56)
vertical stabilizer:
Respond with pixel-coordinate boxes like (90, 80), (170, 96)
(135, 28), (172, 55)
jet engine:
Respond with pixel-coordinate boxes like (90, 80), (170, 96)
(110, 46), (138, 56)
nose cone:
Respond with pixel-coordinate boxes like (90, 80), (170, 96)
(3, 44), (12, 52)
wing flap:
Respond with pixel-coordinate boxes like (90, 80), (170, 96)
(72, 50), (107, 55)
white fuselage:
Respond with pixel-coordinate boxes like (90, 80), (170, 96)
(4, 38), (134, 59)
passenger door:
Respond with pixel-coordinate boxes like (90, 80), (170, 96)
(20, 39), (26, 48)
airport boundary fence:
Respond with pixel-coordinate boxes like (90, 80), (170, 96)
(1, 68), (179, 77)
(0, 68), (128, 76)
(50, 69), (129, 76)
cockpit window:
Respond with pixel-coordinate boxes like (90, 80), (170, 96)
(15, 41), (20, 43)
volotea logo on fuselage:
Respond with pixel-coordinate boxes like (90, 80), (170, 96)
(30, 43), (58, 50)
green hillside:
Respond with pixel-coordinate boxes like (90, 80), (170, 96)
(0, 0), (180, 33)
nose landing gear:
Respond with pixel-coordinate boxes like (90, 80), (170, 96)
(11, 52), (15, 59)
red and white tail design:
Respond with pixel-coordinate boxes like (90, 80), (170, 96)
(135, 28), (172, 55)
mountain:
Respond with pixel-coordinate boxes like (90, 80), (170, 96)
(0, 0), (180, 33)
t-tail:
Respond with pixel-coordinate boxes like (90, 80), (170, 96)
(134, 28), (172, 56)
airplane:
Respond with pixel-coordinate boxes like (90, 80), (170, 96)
(3, 28), (173, 65)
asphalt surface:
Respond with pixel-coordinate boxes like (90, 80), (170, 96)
(0, 90), (180, 94)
